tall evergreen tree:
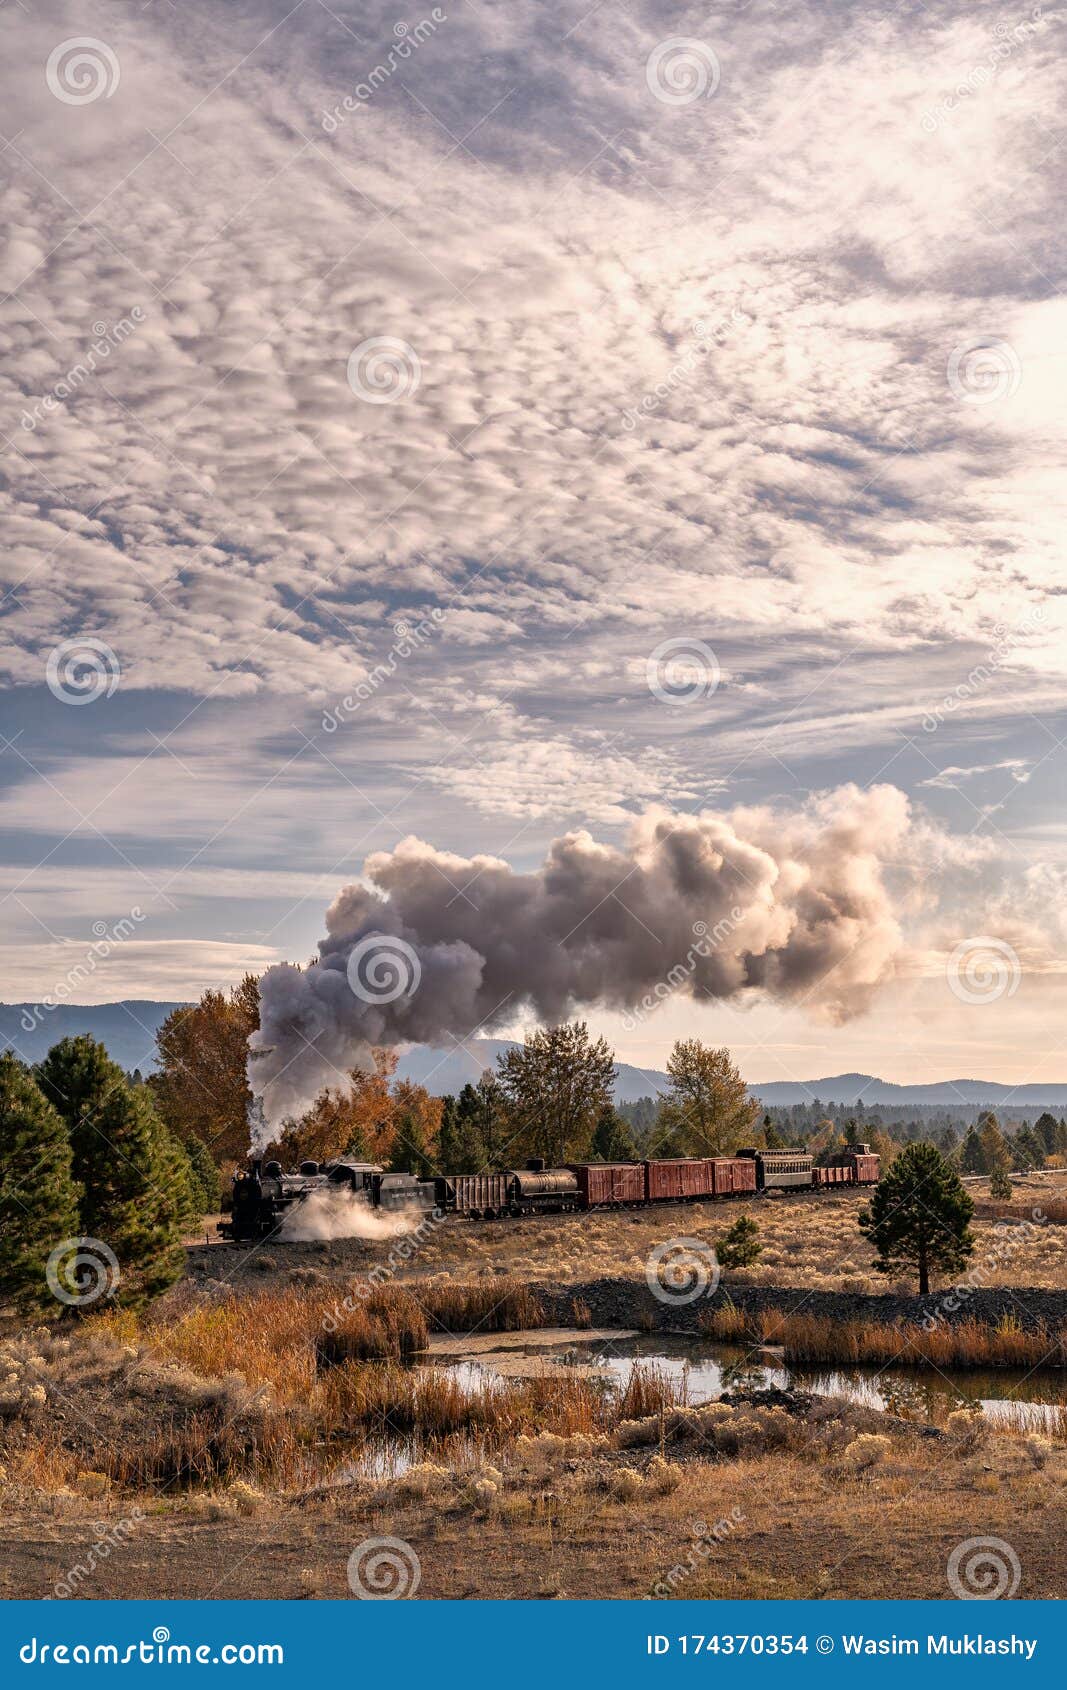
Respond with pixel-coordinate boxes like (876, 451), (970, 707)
(959, 1124), (985, 1174)
(762, 1112), (787, 1150)
(1011, 1124), (1046, 1172)
(978, 1115), (1012, 1182)
(589, 1104), (638, 1162)
(387, 1108), (435, 1177)
(1034, 1112), (1059, 1158)
(0, 1054), (81, 1315)
(35, 1036), (184, 1304)
(859, 1142), (974, 1295)
(186, 1135), (221, 1213)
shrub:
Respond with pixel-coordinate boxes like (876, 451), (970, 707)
(715, 1216), (762, 1270)
(841, 1433), (891, 1472)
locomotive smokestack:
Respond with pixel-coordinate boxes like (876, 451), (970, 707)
(250, 787), (911, 1131)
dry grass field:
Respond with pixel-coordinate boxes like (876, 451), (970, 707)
(4, 1177), (1067, 1601)
(366, 1174), (1067, 1296)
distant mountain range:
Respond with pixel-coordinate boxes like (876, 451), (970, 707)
(5, 1003), (1067, 1109)
(0, 1001), (183, 1074)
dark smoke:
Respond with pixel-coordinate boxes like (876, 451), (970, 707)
(250, 785), (910, 1131)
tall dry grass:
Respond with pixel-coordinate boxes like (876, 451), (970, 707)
(698, 1306), (1067, 1371)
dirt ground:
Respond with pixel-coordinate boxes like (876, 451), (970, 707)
(2, 1435), (1064, 1601)
(4, 1176), (1067, 1602)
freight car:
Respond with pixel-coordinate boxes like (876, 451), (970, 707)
(440, 1162), (580, 1220)
(221, 1145), (879, 1241)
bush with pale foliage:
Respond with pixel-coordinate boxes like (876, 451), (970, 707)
(841, 1434), (891, 1472)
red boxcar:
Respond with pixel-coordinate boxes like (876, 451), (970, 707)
(568, 1162), (647, 1208)
(813, 1163), (853, 1187)
(710, 1157), (758, 1196)
(644, 1158), (717, 1202)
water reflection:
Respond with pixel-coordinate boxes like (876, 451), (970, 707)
(433, 1331), (1067, 1430)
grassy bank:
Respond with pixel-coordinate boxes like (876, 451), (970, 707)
(700, 1303), (1067, 1371)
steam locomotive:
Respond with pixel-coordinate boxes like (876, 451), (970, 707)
(220, 1145), (880, 1243)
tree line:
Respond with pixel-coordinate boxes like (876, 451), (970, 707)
(0, 1040), (218, 1315)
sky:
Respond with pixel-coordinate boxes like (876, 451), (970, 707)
(2, 0), (1066, 1092)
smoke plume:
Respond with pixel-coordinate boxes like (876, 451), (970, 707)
(276, 1187), (419, 1243)
(250, 785), (914, 1129)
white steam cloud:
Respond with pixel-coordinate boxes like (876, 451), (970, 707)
(250, 785), (918, 1129)
(276, 1187), (419, 1242)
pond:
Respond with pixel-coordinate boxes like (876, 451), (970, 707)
(430, 1329), (1067, 1430)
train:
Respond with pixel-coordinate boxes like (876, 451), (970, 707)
(220, 1144), (880, 1243)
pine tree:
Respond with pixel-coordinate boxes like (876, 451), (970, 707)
(762, 1113), (787, 1149)
(989, 1164), (1013, 1201)
(387, 1109), (436, 1178)
(1011, 1124), (1046, 1172)
(715, 1215), (761, 1270)
(960, 1125), (985, 1174)
(186, 1135), (221, 1213)
(589, 1104), (638, 1162)
(35, 1036), (184, 1304)
(442, 1084), (493, 1172)
(1034, 1112), (1059, 1158)
(0, 1054), (81, 1315)
(978, 1115), (1012, 1182)
(859, 1142), (974, 1295)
